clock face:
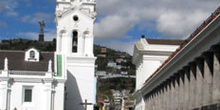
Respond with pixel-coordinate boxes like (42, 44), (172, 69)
(73, 15), (79, 21)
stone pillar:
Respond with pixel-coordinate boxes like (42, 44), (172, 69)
(160, 85), (165, 110)
(0, 80), (8, 110)
(179, 70), (184, 110)
(183, 67), (190, 109)
(203, 52), (213, 106)
(163, 83), (168, 110)
(154, 90), (158, 110)
(0, 63), (9, 110)
(44, 80), (53, 110)
(145, 96), (149, 110)
(195, 58), (204, 108)
(158, 86), (163, 110)
(152, 92), (156, 110)
(167, 79), (171, 110)
(170, 77), (175, 110)
(174, 74), (180, 110)
(189, 62), (196, 109)
(149, 93), (154, 110)
(157, 88), (162, 110)
(212, 46), (220, 104)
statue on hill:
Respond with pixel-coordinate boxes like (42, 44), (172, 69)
(38, 20), (45, 42)
(38, 20), (45, 35)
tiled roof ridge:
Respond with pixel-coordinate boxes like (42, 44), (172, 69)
(145, 38), (183, 40)
(145, 38), (184, 45)
(144, 6), (220, 84)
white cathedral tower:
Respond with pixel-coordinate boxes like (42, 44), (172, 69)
(55, 0), (97, 110)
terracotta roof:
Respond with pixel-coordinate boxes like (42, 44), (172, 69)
(146, 39), (184, 45)
(0, 50), (54, 72)
(144, 6), (220, 84)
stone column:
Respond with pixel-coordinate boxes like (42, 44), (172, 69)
(44, 80), (53, 110)
(189, 62), (196, 109)
(152, 92), (156, 110)
(159, 86), (163, 110)
(158, 89), (162, 110)
(167, 79), (172, 110)
(195, 58), (204, 108)
(0, 81), (8, 110)
(170, 77), (175, 110)
(145, 96), (149, 110)
(149, 95), (153, 110)
(212, 47), (220, 104)
(183, 67), (190, 109)
(0, 63), (9, 110)
(154, 91), (158, 110)
(174, 74), (180, 110)
(203, 52), (213, 106)
(163, 83), (168, 110)
(179, 70), (184, 110)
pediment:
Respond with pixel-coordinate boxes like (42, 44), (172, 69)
(56, 4), (96, 20)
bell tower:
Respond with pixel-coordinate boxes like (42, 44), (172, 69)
(55, 0), (97, 110)
(55, 0), (96, 56)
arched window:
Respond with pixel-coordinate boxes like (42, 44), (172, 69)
(30, 51), (35, 59)
(72, 31), (78, 52)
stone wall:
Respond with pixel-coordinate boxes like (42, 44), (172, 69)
(144, 44), (220, 110)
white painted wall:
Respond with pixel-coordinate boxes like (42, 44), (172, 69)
(0, 71), (66, 110)
(65, 56), (96, 110)
(55, 1), (97, 110)
(132, 37), (180, 110)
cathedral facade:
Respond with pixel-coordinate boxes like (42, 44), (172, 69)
(0, 0), (97, 110)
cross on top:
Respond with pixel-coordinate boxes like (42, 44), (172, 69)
(80, 99), (93, 110)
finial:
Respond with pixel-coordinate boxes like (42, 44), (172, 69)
(48, 60), (52, 72)
(4, 57), (8, 71)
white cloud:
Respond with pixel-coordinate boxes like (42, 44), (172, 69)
(95, 15), (138, 41)
(93, 0), (219, 54)
(0, 1), (19, 17)
(156, 11), (209, 37)
(16, 28), (56, 41)
(95, 0), (220, 39)
(0, 21), (7, 28)
(21, 12), (53, 24)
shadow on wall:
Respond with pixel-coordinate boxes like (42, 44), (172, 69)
(65, 70), (84, 110)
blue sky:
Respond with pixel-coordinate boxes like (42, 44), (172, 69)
(0, 0), (219, 54)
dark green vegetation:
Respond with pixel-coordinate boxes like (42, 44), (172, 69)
(0, 39), (56, 51)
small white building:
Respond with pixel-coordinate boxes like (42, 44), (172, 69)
(132, 37), (183, 110)
(96, 71), (107, 77)
(107, 61), (117, 68)
(0, 48), (65, 110)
